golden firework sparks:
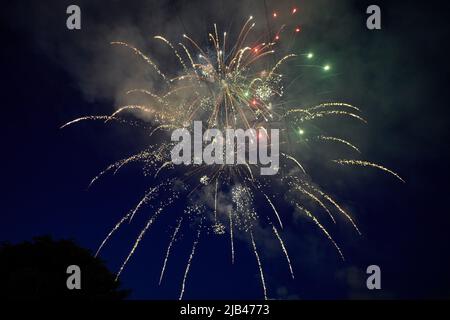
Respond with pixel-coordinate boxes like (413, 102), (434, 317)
(62, 16), (403, 299)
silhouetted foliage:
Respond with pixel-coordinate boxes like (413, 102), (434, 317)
(0, 236), (130, 300)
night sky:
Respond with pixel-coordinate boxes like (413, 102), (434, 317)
(1, 0), (450, 299)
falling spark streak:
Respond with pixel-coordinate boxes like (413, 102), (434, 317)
(236, 47), (251, 71)
(283, 109), (313, 117)
(126, 89), (166, 105)
(155, 161), (173, 178)
(63, 139), (154, 190)
(229, 210), (235, 264)
(110, 41), (167, 81)
(244, 163), (255, 180)
(160, 217), (184, 285)
(150, 124), (178, 137)
(317, 136), (361, 154)
(179, 228), (201, 300)
(295, 185), (336, 223)
(269, 54), (297, 77)
(333, 160), (405, 183)
(109, 105), (156, 119)
(296, 205), (345, 261)
(305, 110), (367, 123)
(214, 179), (218, 222)
(308, 102), (361, 112)
(60, 115), (146, 132)
(178, 43), (197, 71)
(129, 186), (160, 221)
(88, 161), (124, 189)
(271, 224), (294, 279)
(282, 153), (307, 174)
(250, 230), (267, 300)
(60, 116), (116, 129)
(305, 183), (361, 235)
(154, 36), (188, 71)
(263, 193), (283, 228)
(95, 210), (133, 258)
(116, 205), (166, 281)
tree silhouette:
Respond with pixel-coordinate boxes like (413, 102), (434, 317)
(0, 236), (130, 300)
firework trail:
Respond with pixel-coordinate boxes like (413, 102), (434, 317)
(179, 228), (202, 300)
(333, 160), (405, 183)
(229, 209), (235, 264)
(160, 217), (184, 285)
(62, 12), (403, 299)
(250, 229), (267, 300)
(271, 223), (294, 279)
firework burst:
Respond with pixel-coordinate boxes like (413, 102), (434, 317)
(62, 15), (403, 299)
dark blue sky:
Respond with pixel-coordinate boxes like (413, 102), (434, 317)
(1, 0), (450, 299)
